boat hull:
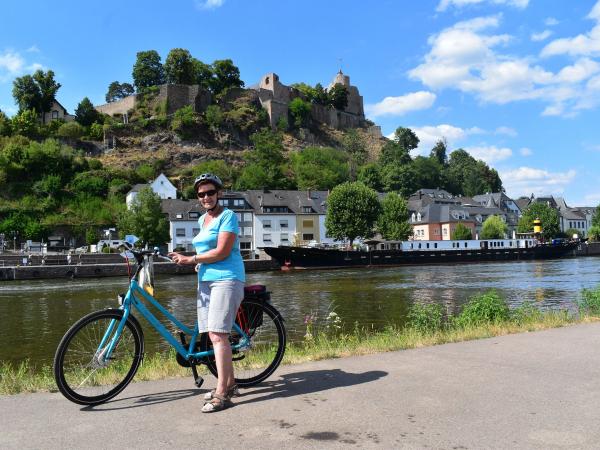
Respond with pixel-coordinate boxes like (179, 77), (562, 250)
(263, 243), (578, 270)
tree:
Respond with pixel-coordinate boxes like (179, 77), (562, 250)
(412, 156), (443, 190)
(105, 81), (134, 103)
(328, 84), (348, 110)
(446, 149), (503, 196)
(517, 202), (560, 240)
(193, 58), (213, 89)
(393, 127), (420, 152)
(204, 104), (223, 138)
(291, 146), (348, 190)
(343, 129), (368, 181)
(235, 129), (291, 189)
(171, 105), (199, 138)
(10, 109), (38, 137)
(75, 97), (100, 127)
(56, 122), (84, 140)
(288, 97), (312, 128)
(0, 110), (11, 136)
(118, 187), (170, 247)
(325, 182), (381, 247)
(164, 48), (196, 85)
(588, 225), (600, 241)
(357, 163), (383, 191)
(382, 163), (418, 198)
(132, 50), (164, 90)
(481, 215), (508, 239)
(12, 70), (61, 123)
(592, 203), (600, 228)
(210, 59), (244, 96)
(379, 140), (412, 166)
(452, 223), (473, 240)
(430, 139), (448, 166)
(377, 192), (412, 241)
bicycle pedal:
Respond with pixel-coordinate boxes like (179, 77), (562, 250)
(194, 377), (204, 388)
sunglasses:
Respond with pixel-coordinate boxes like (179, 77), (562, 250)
(197, 189), (217, 199)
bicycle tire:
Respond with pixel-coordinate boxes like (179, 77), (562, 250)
(201, 300), (286, 387)
(53, 309), (144, 406)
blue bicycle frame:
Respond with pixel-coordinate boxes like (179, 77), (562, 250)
(99, 278), (251, 364)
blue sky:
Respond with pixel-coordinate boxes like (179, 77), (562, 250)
(1, 0), (599, 206)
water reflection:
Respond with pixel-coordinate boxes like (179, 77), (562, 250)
(1, 256), (600, 367)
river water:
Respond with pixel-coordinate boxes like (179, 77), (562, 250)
(1, 256), (600, 368)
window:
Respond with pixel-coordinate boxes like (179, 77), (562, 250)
(192, 228), (200, 236)
(426, 243), (430, 249)
(417, 213), (422, 222)
(302, 206), (313, 213)
(443, 228), (447, 235)
(411, 213), (416, 222)
(175, 228), (186, 237)
(236, 212), (242, 221)
(242, 227), (252, 237)
(233, 199), (244, 207)
(280, 220), (288, 228)
(51, 110), (59, 119)
(281, 233), (289, 242)
(464, 242), (468, 248)
(263, 233), (272, 242)
(302, 220), (314, 228)
(434, 243), (438, 248)
(263, 220), (272, 228)
(243, 212), (252, 222)
(189, 212), (199, 219)
(302, 233), (314, 240)
(240, 242), (251, 250)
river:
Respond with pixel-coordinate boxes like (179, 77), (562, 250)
(1, 256), (600, 368)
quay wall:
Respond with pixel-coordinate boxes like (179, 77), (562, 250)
(0, 259), (277, 281)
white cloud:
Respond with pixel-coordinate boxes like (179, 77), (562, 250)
(410, 124), (484, 155)
(436, 0), (529, 12)
(465, 145), (512, 163)
(545, 17), (559, 27)
(409, 12), (600, 116)
(26, 45), (40, 53)
(0, 50), (45, 82)
(365, 91), (436, 118)
(531, 30), (553, 42)
(495, 126), (517, 136)
(500, 166), (576, 197)
(195, 0), (224, 10)
(519, 147), (533, 156)
(541, 2), (600, 57)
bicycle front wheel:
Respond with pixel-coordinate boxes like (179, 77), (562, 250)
(201, 300), (286, 387)
(53, 309), (144, 406)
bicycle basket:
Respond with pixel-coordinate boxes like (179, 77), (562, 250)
(138, 255), (155, 296)
(239, 285), (270, 330)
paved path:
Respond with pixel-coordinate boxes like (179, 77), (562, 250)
(3, 323), (600, 449)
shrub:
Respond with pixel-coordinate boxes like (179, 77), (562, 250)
(88, 122), (104, 140)
(510, 301), (543, 324)
(451, 223), (473, 240)
(171, 105), (199, 139)
(57, 122), (84, 140)
(289, 97), (312, 128)
(406, 303), (444, 334)
(578, 286), (600, 316)
(453, 290), (509, 327)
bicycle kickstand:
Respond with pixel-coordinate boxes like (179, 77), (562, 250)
(191, 364), (204, 388)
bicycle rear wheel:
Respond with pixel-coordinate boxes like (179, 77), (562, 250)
(53, 309), (144, 406)
(201, 300), (286, 387)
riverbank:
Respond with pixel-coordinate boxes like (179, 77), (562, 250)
(3, 286), (599, 395)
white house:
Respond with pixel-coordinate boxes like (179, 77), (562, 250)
(126, 173), (177, 209)
(42, 99), (75, 124)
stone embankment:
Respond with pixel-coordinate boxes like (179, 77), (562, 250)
(0, 253), (277, 281)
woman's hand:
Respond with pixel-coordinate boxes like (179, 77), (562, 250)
(168, 252), (196, 265)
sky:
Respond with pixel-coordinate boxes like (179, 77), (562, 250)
(1, 0), (600, 206)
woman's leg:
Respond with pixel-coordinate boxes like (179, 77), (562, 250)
(208, 331), (235, 395)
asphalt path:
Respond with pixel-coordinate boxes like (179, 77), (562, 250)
(3, 323), (600, 449)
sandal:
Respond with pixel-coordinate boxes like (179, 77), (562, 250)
(201, 393), (232, 413)
(203, 384), (239, 401)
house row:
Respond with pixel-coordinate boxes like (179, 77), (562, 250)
(130, 175), (596, 255)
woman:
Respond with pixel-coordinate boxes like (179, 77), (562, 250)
(169, 173), (245, 413)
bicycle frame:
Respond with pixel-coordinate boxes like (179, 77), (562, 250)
(99, 278), (251, 364)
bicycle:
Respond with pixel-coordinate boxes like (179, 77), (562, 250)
(53, 248), (286, 406)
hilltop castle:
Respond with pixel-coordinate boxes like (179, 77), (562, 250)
(96, 70), (378, 133)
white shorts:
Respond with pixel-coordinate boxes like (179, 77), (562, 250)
(197, 279), (244, 333)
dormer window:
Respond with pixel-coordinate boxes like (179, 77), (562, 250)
(176, 213), (183, 219)
(417, 213), (422, 222)
(411, 213), (416, 222)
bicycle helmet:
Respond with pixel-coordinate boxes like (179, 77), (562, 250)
(193, 173), (223, 191)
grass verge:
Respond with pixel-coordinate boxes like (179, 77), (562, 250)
(2, 287), (600, 396)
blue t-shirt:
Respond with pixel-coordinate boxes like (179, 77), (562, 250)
(192, 208), (246, 282)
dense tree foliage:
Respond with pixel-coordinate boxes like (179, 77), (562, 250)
(12, 70), (61, 123)
(291, 146), (348, 190)
(164, 48), (196, 85)
(451, 223), (473, 240)
(377, 192), (412, 241)
(327, 84), (348, 110)
(480, 215), (508, 239)
(325, 182), (381, 246)
(105, 81), (134, 103)
(288, 97), (312, 128)
(592, 204), (600, 228)
(75, 97), (101, 127)
(132, 50), (165, 90)
(517, 202), (560, 240)
(342, 129), (368, 181)
(210, 59), (244, 95)
(117, 187), (169, 247)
